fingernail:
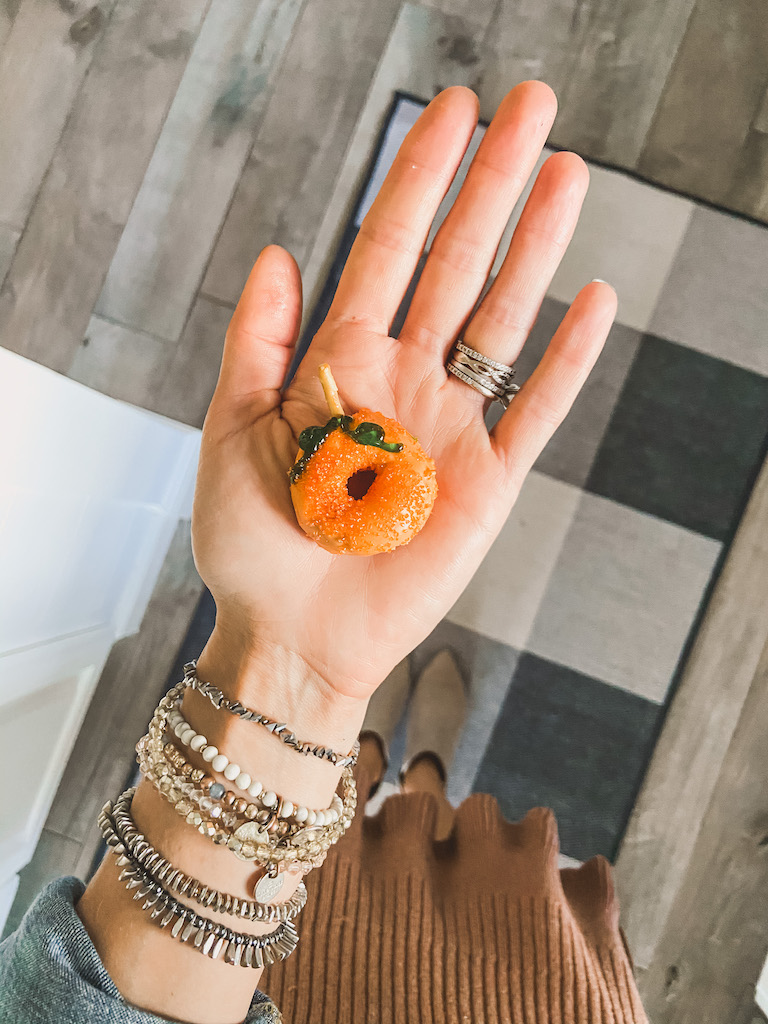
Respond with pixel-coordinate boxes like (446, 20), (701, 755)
(591, 278), (608, 284)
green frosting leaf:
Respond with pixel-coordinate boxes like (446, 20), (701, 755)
(289, 415), (403, 483)
(351, 422), (403, 452)
(297, 425), (328, 452)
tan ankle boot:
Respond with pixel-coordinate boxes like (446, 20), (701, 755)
(399, 650), (467, 786)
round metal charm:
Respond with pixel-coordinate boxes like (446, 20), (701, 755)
(253, 870), (285, 902)
(234, 821), (270, 844)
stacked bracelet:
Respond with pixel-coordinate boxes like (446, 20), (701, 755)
(99, 802), (299, 967)
(137, 680), (357, 873)
(144, 680), (357, 844)
(183, 661), (360, 768)
(167, 706), (342, 826)
(162, 739), (349, 836)
(97, 657), (362, 967)
(104, 789), (308, 921)
(138, 730), (356, 873)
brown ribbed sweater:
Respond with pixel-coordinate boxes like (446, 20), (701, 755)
(261, 758), (647, 1023)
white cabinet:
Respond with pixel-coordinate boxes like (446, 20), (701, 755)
(0, 348), (200, 930)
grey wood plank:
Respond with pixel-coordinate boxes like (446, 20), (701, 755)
(725, 100), (768, 222)
(0, 0), (22, 53)
(637, 0), (768, 215)
(68, 298), (233, 428)
(146, 297), (233, 427)
(733, 137), (768, 221)
(636, 632), (768, 1023)
(615, 452), (768, 970)
(475, 0), (583, 123)
(67, 315), (167, 405)
(298, 2), (491, 334)
(0, 0), (116, 231)
(419, 0), (496, 22)
(548, 0), (697, 167)
(94, 0), (302, 344)
(0, 0), (210, 373)
(0, 222), (19, 290)
(752, 80), (768, 134)
(201, 0), (403, 307)
(45, 520), (203, 848)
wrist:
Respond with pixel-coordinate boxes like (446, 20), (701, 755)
(191, 623), (369, 808)
(195, 621), (368, 743)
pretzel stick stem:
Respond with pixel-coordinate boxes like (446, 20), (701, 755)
(318, 364), (345, 418)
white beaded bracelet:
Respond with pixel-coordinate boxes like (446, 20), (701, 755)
(168, 707), (342, 826)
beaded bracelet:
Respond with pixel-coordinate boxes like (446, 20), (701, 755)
(167, 706), (341, 825)
(183, 660), (360, 768)
(163, 738), (345, 836)
(144, 692), (355, 845)
(156, 677), (347, 827)
(138, 723), (357, 874)
(105, 789), (308, 920)
(138, 730), (356, 873)
(144, 682), (356, 851)
(160, 737), (351, 862)
(99, 804), (299, 968)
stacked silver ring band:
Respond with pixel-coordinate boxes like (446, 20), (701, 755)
(446, 339), (521, 408)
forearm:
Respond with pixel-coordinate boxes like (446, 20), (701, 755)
(77, 625), (369, 1024)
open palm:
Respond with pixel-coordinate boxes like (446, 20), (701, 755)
(191, 82), (616, 703)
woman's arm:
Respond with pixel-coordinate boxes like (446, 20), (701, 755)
(78, 634), (366, 1024)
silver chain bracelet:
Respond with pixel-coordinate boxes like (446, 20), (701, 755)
(183, 660), (360, 768)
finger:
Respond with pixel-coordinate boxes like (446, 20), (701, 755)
(212, 245), (303, 417)
(461, 150), (589, 366)
(400, 81), (557, 358)
(491, 281), (617, 486)
(325, 87), (479, 332)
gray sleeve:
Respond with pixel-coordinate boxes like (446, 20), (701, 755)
(0, 877), (283, 1023)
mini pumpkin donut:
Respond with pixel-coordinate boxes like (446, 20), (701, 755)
(289, 365), (437, 555)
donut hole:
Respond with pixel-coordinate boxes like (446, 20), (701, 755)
(347, 468), (377, 500)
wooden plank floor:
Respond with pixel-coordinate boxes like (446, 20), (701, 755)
(615, 456), (768, 975)
(636, 626), (768, 1024)
(2, 0), (767, 1017)
(0, 0), (212, 371)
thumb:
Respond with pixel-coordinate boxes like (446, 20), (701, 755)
(212, 245), (303, 417)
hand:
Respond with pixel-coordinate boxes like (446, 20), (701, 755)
(191, 81), (616, 707)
